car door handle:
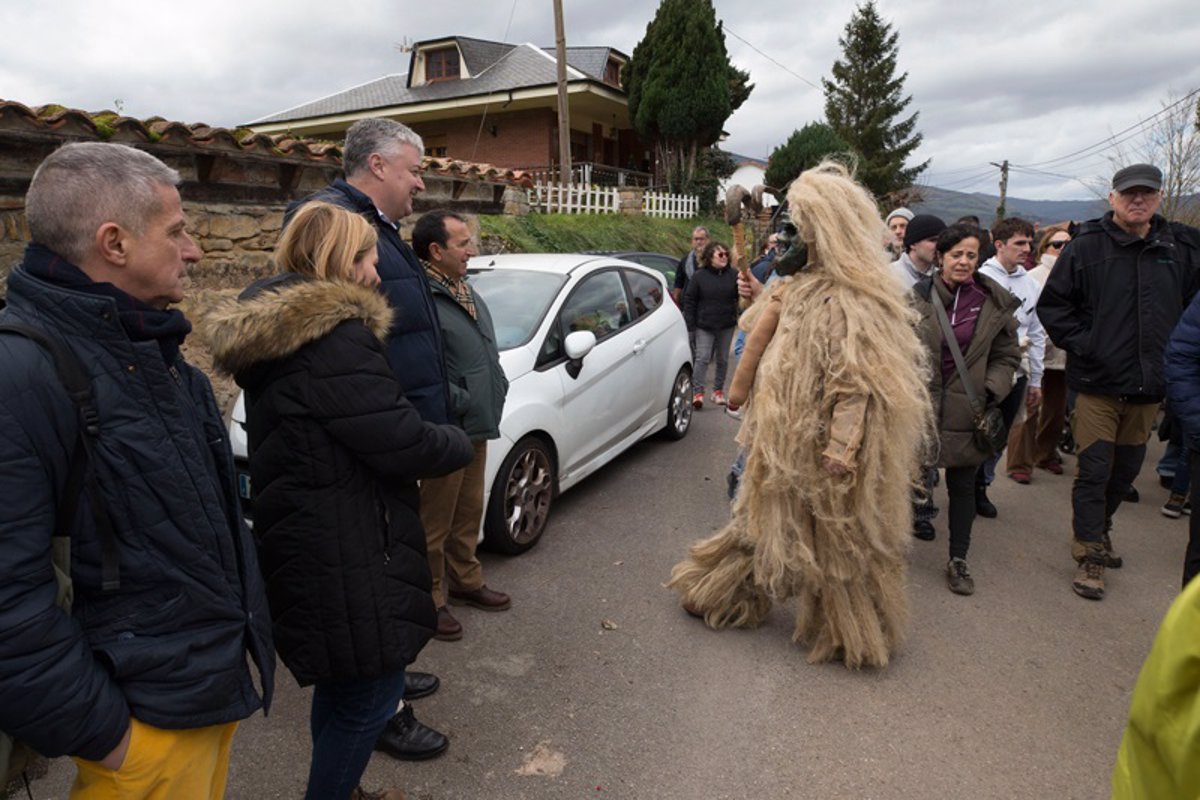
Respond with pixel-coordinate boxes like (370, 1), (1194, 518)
(632, 339), (647, 354)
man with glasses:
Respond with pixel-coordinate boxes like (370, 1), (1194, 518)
(977, 217), (1046, 506)
(1038, 164), (1200, 600)
(672, 225), (710, 304)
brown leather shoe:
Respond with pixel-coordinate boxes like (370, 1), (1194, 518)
(448, 585), (511, 611)
(435, 606), (463, 641)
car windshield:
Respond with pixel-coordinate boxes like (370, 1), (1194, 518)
(468, 268), (566, 350)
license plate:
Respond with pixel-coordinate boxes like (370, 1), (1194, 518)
(237, 472), (252, 500)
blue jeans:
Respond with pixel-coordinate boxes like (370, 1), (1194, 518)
(306, 670), (407, 800)
(693, 327), (735, 395)
(1159, 439), (1183, 479)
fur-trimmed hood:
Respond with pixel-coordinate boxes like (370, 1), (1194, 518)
(198, 274), (395, 375)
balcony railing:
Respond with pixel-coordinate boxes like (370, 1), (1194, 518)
(514, 162), (654, 188)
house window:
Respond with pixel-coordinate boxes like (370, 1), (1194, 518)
(425, 48), (460, 81)
(424, 135), (448, 158)
(604, 59), (621, 86)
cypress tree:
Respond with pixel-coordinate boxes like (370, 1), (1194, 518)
(822, 1), (927, 200)
(623, 0), (752, 192)
(764, 122), (850, 192)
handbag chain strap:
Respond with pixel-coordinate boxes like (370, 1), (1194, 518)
(930, 284), (986, 416)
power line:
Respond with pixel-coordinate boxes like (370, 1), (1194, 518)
(1012, 87), (1200, 170)
(722, 24), (823, 91)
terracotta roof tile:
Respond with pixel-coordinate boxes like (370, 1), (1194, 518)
(0, 99), (532, 188)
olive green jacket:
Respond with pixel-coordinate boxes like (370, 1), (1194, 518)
(428, 278), (508, 441)
(913, 273), (1020, 468)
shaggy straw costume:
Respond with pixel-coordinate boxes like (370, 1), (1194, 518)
(667, 162), (932, 668)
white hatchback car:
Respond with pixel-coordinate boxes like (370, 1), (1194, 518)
(227, 253), (694, 554)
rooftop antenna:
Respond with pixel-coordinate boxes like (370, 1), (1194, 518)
(394, 37), (413, 54)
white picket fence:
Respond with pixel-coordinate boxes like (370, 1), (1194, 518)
(642, 190), (699, 219)
(530, 182), (619, 214)
(528, 182), (698, 219)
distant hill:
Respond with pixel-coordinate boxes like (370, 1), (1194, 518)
(910, 186), (1107, 227)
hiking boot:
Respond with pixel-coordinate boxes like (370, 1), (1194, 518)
(1102, 531), (1123, 569)
(946, 558), (975, 595)
(975, 485), (997, 518)
(692, 392), (704, 409)
(1072, 535), (1122, 570)
(712, 390), (727, 406)
(1163, 492), (1189, 519)
(351, 787), (406, 800)
(912, 519), (935, 541)
(1072, 545), (1106, 600)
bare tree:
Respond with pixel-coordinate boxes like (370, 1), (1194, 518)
(1105, 90), (1200, 226)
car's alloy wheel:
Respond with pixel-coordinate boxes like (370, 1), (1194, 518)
(662, 367), (693, 440)
(484, 437), (554, 555)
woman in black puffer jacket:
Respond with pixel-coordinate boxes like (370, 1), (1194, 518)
(683, 240), (740, 408)
(201, 202), (472, 800)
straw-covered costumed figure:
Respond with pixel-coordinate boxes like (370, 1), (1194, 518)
(666, 161), (933, 669)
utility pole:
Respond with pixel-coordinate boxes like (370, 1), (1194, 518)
(553, 0), (572, 184)
(990, 159), (1009, 221)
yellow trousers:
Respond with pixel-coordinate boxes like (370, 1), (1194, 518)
(71, 719), (238, 800)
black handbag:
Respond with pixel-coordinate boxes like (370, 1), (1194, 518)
(930, 292), (1008, 456)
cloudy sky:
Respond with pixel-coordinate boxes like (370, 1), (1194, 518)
(3, 0), (1198, 200)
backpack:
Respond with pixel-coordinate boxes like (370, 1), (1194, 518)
(0, 321), (118, 798)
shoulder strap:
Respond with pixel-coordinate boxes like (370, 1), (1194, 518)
(929, 293), (986, 416)
(0, 321), (120, 591)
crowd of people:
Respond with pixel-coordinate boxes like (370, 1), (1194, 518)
(0, 121), (515, 800)
(1, 123), (1199, 799)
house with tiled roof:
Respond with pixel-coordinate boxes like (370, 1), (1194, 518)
(249, 35), (647, 184)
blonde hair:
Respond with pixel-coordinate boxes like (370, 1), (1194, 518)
(1035, 222), (1070, 261)
(275, 202), (378, 280)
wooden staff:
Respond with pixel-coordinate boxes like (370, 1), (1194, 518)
(724, 185), (763, 310)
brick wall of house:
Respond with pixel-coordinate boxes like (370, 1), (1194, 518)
(415, 109), (557, 168)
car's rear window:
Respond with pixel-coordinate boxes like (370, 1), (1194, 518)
(468, 269), (566, 350)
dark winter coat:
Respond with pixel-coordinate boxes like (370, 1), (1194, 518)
(683, 265), (740, 332)
(288, 180), (451, 424)
(1037, 212), (1200, 399)
(0, 256), (274, 761)
(428, 277), (508, 440)
(913, 273), (1021, 468)
(202, 274), (473, 686)
(1165, 291), (1200, 453)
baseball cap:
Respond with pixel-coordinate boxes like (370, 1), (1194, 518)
(1112, 164), (1162, 192)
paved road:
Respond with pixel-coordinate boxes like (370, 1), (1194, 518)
(38, 408), (1185, 799)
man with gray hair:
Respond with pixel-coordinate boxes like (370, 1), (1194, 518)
(289, 118), (452, 761)
(0, 142), (274, 796)
(672, 225), (709, 304)
(1039, 163), (1200, 600)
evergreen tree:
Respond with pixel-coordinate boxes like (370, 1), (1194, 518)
(822, 1), (927, 200)
(764, 122), (850, 193)
(623, 0), (753, 192)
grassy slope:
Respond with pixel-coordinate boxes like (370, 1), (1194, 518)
(478, 213), (734, 257)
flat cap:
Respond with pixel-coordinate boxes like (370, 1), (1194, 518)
(1112, 164), (1162, 192)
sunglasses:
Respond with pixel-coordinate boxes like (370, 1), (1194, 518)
(1048, 240), (1069, 250)
(714, 251), (729, 258)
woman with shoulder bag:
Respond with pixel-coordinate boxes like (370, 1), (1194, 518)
(199, 202), (473, 800)
(912, 223), (1020, 595)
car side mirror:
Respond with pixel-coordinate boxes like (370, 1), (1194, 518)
(563, 330), (597, 379)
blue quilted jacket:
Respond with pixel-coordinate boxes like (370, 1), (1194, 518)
(0, 254), (274, 761)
